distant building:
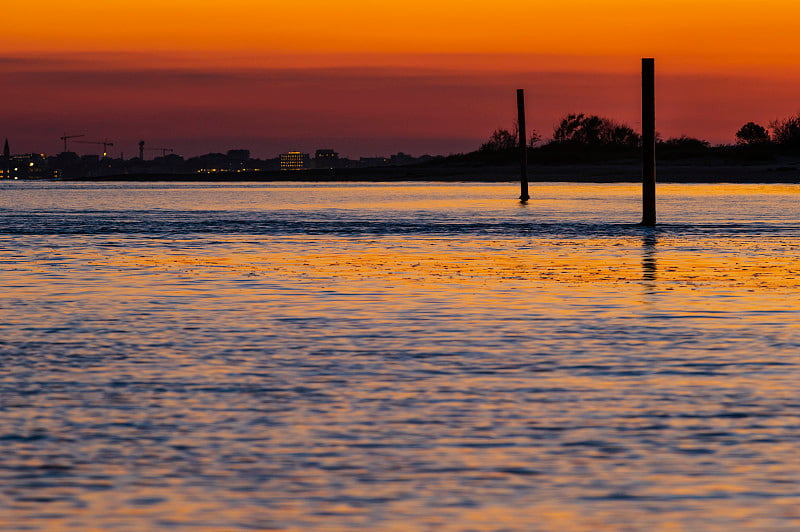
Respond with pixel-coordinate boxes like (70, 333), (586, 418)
(226, 149), (250, 171)
(280, 151), (309, 171)
(314, 149), (339, 169)
(390, 152), (415, 166)
(2, 153), (52, 179)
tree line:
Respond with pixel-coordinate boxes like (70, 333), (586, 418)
(473, 112), (800, 163)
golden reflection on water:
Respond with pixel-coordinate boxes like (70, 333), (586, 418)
(65, 234), (800, 299)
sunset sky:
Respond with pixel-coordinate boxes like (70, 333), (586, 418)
(3, 0), (800, 158)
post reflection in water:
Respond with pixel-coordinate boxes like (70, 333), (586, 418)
(641, 230), (657, 293)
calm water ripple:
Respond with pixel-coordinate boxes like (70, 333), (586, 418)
(3, 211), (800, 239)
(1, 182), (800, 530)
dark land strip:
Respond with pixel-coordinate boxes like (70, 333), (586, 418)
(67, 160), (800, 183)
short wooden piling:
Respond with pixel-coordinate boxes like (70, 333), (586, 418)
(517, 89), (530, 202)
(641, 58), (656, 226)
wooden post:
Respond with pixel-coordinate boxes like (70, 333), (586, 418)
(517, 89), (530, 201)
(641, 58), (656, 226)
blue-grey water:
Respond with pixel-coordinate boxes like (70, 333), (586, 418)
(1, 181), (799, 531)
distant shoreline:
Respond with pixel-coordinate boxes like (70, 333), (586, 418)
(64, 160), (800, 183)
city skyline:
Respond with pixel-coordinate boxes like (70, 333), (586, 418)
(2, 99), (796, 163)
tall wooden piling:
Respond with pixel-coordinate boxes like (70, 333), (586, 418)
(641, 58), (656, 226)
(517, 89), (530, 201)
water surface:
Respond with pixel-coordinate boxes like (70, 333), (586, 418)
(1, 182), (799, 531)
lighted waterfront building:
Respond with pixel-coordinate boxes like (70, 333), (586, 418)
(314, 149), (339, 169)
(280, 152), (310, 171)
(1, 152), (52, 179)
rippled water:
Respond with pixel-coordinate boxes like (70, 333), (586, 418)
(1, 181), (799, 531)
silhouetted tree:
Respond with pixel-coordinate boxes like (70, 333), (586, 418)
(769, 114), (800, 147)
(527, 129), (542, 148)
(551, 113), (639, 148)
(657, 135), (712, 160)
(480, 128), (517, 152)
(480, 125), (541, 152)
(511, 119), (543, 148)
(735, 122), (770, 145)
(661, 135), (710, 149)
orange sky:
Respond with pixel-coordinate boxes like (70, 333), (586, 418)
(3, 1), (800, 157)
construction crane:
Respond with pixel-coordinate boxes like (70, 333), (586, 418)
(59, 134), (85, 153)
(74, 140), (114, 158)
